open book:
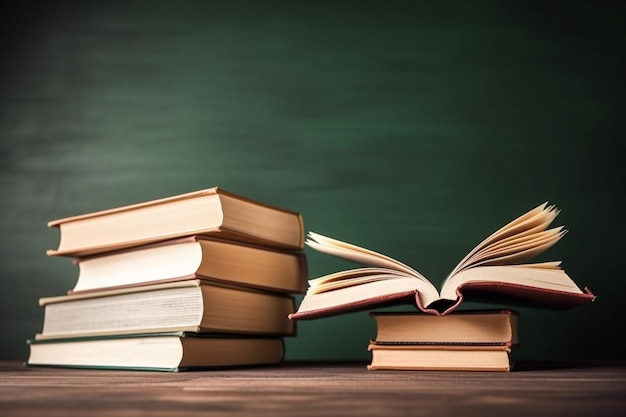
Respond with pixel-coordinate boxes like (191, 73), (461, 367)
(289, 203), (595, 319)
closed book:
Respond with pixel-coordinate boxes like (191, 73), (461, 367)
(27, 332), (285, 372)
(37, 280), (296, 340)
(370, 310), (518, 345)
(367, 343), (513, 372)
(70, 236), (307, 294)
(47, 187), (304, 257)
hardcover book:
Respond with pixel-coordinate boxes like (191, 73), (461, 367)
(27, 332), (285, 372)
(37, 280), (296, 340)
(367, 343), (513, 372)
(47, 187), (304, 257)
(69, 236), (307, 294)
(370, 310), (518, 345)
(289, 203), (595, 319)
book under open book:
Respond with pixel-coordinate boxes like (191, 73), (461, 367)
(289, 203), (595, 319)
(367, 343), (514, 372)
(370, 310), (518, 345)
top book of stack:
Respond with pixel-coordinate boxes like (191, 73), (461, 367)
(47, 187), (305, 257)
(289, 202), (595, 319)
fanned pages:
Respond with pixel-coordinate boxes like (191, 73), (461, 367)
(289, 203), (595, 319)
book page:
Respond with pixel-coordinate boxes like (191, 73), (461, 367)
(295, 277), (442, 316)
(439, 264), (584, 301)
(445, 203), (562, 279)
(458, 227), (566, 270)
(307, 267), (422, 294)
(306, 232), (427, 280)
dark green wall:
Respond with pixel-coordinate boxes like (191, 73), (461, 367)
(1, 1), (624, 362)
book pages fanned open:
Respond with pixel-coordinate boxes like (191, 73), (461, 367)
(290, 203), (595, 319)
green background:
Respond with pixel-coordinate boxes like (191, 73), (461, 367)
(1, 1), (624, 362)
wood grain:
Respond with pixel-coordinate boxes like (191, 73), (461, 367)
(1, 361), (625, 417)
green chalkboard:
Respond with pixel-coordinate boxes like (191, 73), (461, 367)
(1, 1), (624, 362)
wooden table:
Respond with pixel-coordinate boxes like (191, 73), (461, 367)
(1, 361), (625, 416)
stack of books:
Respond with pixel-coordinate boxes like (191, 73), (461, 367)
(289, 203), (595, 372)
(27, 187), (307, 371)
(367, 310), (518, 372)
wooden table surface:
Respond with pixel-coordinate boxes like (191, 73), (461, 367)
(1, 360), (625, 417)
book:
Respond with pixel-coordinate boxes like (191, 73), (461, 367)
(69, 236), (307, 294)
(36, 280), (296, 340)
(370, 310), (518, 345)
(26, 332), (285, 371)
(367, 310), (518, 371)
(367, 343), (513, 372)
(47, 187), (305, 257)
(289, 203), (595, 319)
